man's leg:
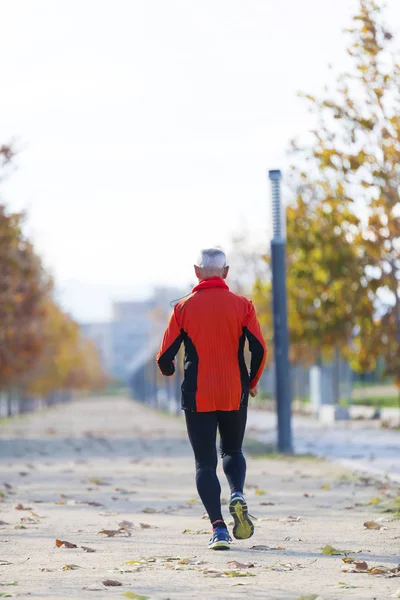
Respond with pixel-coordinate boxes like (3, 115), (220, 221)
(184, 410), (225, 528)
(218, 406), (247, 494)
(218, 407), (254, 540)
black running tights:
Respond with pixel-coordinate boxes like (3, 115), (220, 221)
(184, 407), (247, 524)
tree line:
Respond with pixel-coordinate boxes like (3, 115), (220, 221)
(234, 0), (399, 392)
(0, 146), (106, 397)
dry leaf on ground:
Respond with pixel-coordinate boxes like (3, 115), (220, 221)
(223, 570), (256, 578)
(227, 561), (254, 569)
(321, 545), (355, 556)
(55, 539), (77, 549)
(15, 504), (31, 511)
(62, 564), (81, 570)
(103, 579), (122, 586)
(81, 546), (96, 553)
(364, 521), (386, 530)
(98, 529), (130, 537)
(181, 529), (209, 535)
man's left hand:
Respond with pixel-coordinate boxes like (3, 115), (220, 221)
(249, 384), (259, 398)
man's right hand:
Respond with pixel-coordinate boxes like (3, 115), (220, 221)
(249, 384), (259, 398)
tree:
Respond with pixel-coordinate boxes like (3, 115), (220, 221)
(0, 206), (52, 387)
(0, 144), (106, 395)
(296, 0), (400, 384)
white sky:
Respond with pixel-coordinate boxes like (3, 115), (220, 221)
(1, 0), (399, 321)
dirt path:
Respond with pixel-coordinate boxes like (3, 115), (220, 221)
(0, 396), (399, 600)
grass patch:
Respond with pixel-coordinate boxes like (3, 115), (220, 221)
(244, 438), (324, 461)
(341, 396), (399, 408)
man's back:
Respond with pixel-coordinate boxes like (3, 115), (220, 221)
(157, 277), (266, 412)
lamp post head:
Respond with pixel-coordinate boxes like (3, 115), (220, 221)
(268, 169), (282, 182)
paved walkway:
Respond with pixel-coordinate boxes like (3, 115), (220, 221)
(247, 409), (400, 482)
(0, 396), (399, 600)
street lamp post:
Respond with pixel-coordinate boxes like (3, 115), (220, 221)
(268, 169), (293, 453)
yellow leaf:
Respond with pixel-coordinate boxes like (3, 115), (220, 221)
(368, 497), (381, 504)
(255, 489), (265, 496)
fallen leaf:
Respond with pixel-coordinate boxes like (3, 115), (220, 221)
(281, 515), (301, 523)
(81, 546), (96, 553)
(119, 520), (135, 530)
(0, 593), (12, 597)
(296, 596), (324, 600)
(62, 564), (81, 570)
(121, 593), (151, 600)
(89, 477), (109, 485)
(141, 508), (157, 514)
(98, 529), (129, 537)
(250, 545), (285, 551)
(82, 585), (103, 591)
(364, 521), (385, 530)
(39, 568), (54, 572)
(203, 568), (224, 577)
(85, 501), (104, 507)
(368, 497), (381, 504)
(321, 545), (354, 556)
(338, 582), (358, 589)
(103, 580), (122, 587)
(55, 539), (77, 549)
(260, 502), (275, 506)
(223, 570), (256, 577)
(255, 489), (265, 496)
(139, 523), (152, 529)
(0, 583), (16, 587)
(15, 504), (31, 511)
(181, 529), (209, 535)
(322, 484), (330, 490)
(227, 561), (254, 569)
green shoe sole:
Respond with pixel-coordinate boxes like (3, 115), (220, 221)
(229, 496), (254, 540)
(208, 540), (231, 550)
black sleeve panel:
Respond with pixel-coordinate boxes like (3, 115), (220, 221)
(244, 326), (266, 386)
(157, 334), (183, 376)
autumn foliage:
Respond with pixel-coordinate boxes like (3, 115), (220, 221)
(0, 145), (106, 396)
(254, 0), (400, 385)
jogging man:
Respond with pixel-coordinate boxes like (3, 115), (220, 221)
(156, 248), (267, 550)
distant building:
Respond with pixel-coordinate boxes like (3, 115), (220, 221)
(80, 286), (186, 382)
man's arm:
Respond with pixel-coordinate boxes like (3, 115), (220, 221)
(243, 301), (267, 391)
(156, 307), (183, 376)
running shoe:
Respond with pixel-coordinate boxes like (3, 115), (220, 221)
(229, 492), (254, 540)
(208, 527), (231, 550)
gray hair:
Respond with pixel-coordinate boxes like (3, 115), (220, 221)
(196, 248), (227, 270)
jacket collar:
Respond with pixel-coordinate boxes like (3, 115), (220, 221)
(192, 277), (230, 293)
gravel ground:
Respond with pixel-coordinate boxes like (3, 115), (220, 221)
(0, 396), (399, 600)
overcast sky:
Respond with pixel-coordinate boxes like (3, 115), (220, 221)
(1, 0), (399, 322)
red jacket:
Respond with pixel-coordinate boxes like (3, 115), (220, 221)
(156, 277), (267, 412)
